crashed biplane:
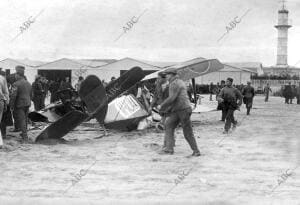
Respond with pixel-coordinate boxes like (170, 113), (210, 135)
(31, 57), (224, 142)
(32, 66), (148, 142)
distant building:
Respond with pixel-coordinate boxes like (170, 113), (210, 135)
(196, 63), (257, 85)
(0, 58), (45, 83)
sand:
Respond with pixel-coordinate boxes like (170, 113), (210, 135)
(0, 95), (299, 205)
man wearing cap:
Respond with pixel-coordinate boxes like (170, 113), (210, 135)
(217, 77), (243, 134)
(242, 81), (255, 115)
(10, 67), (32, 142)
(157, 69), (201, 156)
(10, 66), (26, 132)
(32, 75), (45, 111)
(264, 83), (272, 102)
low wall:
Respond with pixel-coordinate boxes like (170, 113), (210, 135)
(251, 79), (300, 93)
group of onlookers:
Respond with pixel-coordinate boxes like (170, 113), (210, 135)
(282, 82), (300, 104)
(0, 66), (31, 146)
(0, 65), (88, 148)
(32, 76), (77, 110)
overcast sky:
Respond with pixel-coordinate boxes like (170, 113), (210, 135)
(0, 0), (300, 66)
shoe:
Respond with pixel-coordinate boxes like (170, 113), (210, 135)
(223, 130), (229, 134)
(11, 129), (21, 133)
(192, 151), (201, 157)
(158, 150), (174, 155)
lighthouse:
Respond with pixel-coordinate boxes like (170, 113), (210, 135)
(274, 0), (292, 67)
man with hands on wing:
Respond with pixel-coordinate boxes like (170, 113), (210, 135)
(156, 69), (200, 157)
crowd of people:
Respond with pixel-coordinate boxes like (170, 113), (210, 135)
(1, 65), (299, 154)
(0, 66), (31, 146)
(281, 82), (300, 104)
(0, 66), (89, 148)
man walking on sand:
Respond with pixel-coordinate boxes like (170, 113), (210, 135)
(10, 68), (32, 142)
(242, 81), (255, 115)
(264, 83), (272, 102)
(157, 69), (200, 157)
(217, 78), (243, 134)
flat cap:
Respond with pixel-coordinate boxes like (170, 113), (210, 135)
(227, 77), (233, 83)
(15, 65), (25, 75)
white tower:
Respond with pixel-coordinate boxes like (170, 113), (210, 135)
(274, 0), (291, 66)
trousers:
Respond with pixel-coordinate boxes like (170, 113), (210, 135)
(224, 108), (236, 131)
(265, 93), (269, 102)
(15, 106), (29, 138)
(244, 97), (253, 115)
(164, 108), (199, 152)
(33, 96), (44, 111)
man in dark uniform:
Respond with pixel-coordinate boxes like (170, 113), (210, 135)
(264, 83), (272, 102)
(59, 77), (73, 91)
(10, 67), (32, 142)
(49, 79), (60, 103)
(283, 82), (293, 104)
(157, 69), (200, 156)
(242, 81), (255, 115)
(217, 78), (243, 134)
(32, 75), (45, 111)
(209, 82), (214, 101)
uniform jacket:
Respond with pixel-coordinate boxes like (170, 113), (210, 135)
(218, 86), (242, 110)
(264, 86), (272, 94)
(32, 80), (44, 100)
(10, 78), (32, 109)
(242, 86), (255, 99)
(160, 76), (191, 113)
(283, 85), (293, 98)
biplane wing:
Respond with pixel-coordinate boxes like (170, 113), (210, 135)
(142, 58), (224, 81)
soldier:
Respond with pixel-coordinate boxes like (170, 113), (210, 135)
(157, 69), (200, 156)
(209, 82), (214, 101)
(217, 77), (243, 134)
(10, 67), (32, 142)
(214, 82), (221, 100)
(49, 79), (60, 103)
(242, 81), (255, 115)
(32, 75), (45, 111)
(75, 76), (84, 92)
(283, 82), (293, 104)
(264, 83), (272, 102)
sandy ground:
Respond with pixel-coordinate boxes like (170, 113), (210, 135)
(0, 95), (299, 205)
